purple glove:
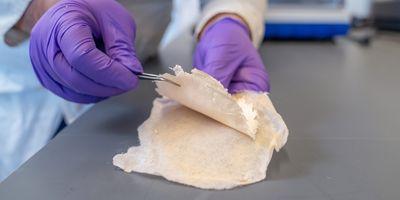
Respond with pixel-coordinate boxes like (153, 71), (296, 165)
(30, 0), (142, 103)
(193, 17), (270, 93)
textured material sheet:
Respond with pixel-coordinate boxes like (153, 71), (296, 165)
(156, 65), (259, 139)
(113, 66), (288, 189)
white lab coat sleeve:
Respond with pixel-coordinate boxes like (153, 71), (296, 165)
(195, 0), (267, 48)
(0, 0), (32, 38)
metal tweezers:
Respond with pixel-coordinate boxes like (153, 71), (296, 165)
(136, 72), (181, 87)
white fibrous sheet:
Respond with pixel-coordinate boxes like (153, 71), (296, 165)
(157, 65), (259, 139)
(113, 65), (288, 190)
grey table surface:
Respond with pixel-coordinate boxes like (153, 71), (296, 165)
(1, 36), (400, 200)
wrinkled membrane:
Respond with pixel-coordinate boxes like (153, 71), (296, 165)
(113, 65), (288, 189)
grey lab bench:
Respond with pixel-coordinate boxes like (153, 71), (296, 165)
(1, 35), (400, 200)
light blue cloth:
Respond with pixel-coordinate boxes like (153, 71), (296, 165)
(0, 0), (90, 182)
(0, 39), (63, 182)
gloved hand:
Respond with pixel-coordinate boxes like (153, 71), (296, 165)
(193, 17), (270, 93)
(30, 0), (142, 103)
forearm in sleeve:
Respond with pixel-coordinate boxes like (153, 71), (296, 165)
(195, 0), (267, 48)
(0, 0), (32, 39)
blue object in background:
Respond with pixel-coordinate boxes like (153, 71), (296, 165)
(264, 23), (350, 39)
(264, 0), (350, 39)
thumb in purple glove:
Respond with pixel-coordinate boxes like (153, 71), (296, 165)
(30, 0), (143, 103)
(193, 17), (270, 93)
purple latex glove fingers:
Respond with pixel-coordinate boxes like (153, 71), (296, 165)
(193, 18), (270, 93)
(228, 48), (270, 93)
(30, 0), (142, 103)
(83, 0), (142, 74)
(194, 31), (242, 88)
(57, 18), (138, 92)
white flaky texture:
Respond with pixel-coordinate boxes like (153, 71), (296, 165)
(113, 65), (288, 190)
(157, 65), (258, 139)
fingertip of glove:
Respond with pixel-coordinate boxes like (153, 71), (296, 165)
(117, 73), (140, 91)
(131, 57), (143, 73)
(116, 54), (143, 73)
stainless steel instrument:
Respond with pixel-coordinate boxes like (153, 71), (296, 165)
(136, 72), (180, 87)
